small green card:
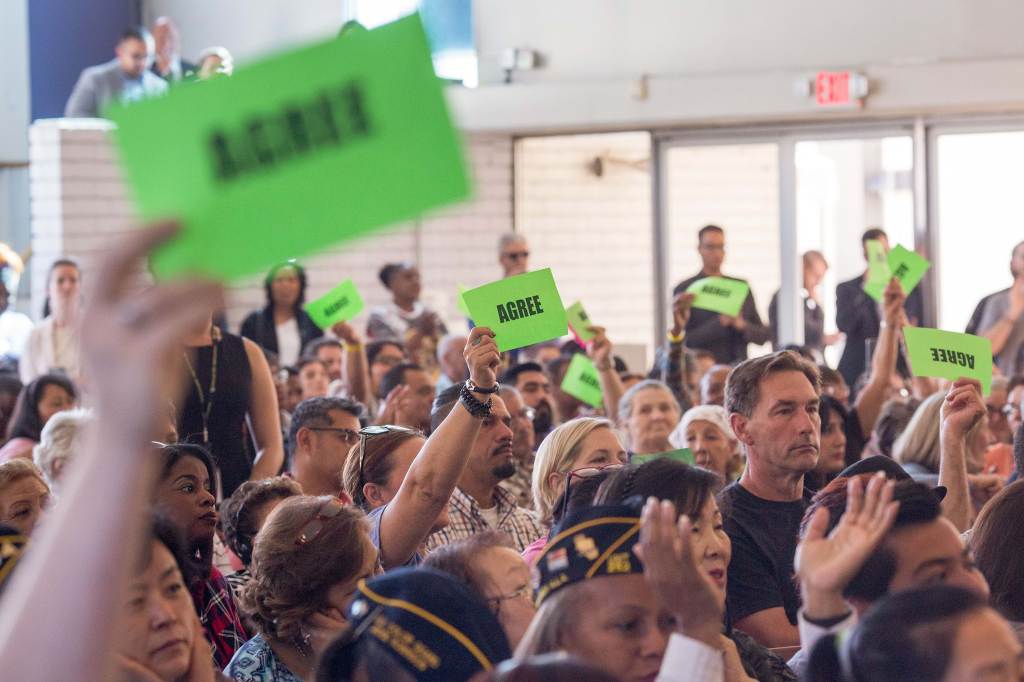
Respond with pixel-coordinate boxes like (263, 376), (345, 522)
(107, 14), (469, 281)
(566, 301), (596, 343)
(865, 244), (931, 303)
(456, 284), (471, 317)
(461, 269), (567, 352)
(304, 279), (364, 329)
(560, 353), (603, 408)
(686, 277), (749, 317)
(631, 448), (695, 466)
(903, 327), (993, 395)
(863, 239), (892, 300)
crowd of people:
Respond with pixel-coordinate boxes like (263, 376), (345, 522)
(0, 215), (1023, 682)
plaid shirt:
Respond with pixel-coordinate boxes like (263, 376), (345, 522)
(426, 486), (543, 553)
(191, 567), (248, 670)
(499, 460), (535, 511)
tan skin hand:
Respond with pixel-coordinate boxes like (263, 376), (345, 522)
(377, 384), (412, 425)
(941, 378), (986, 439)
(330, 321), (361, 345)
(882, 277), (907, 328)
(671, 293), (694, 336)
(586, 326), (613, 366)
(465, 327), (500, 388)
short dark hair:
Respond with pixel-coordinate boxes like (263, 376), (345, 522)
(303, 337), (343, 357)
(724, 350), (820, 418)
(220, 476), (302, 566)
(147, 514), (196, 587)
(818, 364), (843, 388)
(289, 396), (367, 447)
(596, 458), (721, 519)
(430, 383), (462, 433)
(379, 362), (423, 400)
(800, 475), (941, 602)
(119, 26), (151, 44)
(972, 480), (1024, 621)
(378, 262), (408, 288)
(295, 355), (327, 373)
(366, 340), (405, 366)
(262, 261), (308, 311)
(0, 373), (22, 398)
(501, 362), (545, 386)
(861, 227), (888, 246)
(875, 398), (921, 458)
(698, 224), (724, 243)
(6, 373), (77, 441)
(819, 394), (847, 433)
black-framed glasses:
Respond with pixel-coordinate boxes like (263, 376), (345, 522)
(355, 425), (414, 506)
(503, 250), (530, 261)
(555, 463), (625, 522)
(307, 427), (360, 444)
(294, 497), (345, 546)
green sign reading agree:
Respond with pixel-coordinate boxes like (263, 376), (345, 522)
(903, 327), (993, 395)
(304, 279), (364, 329)
(462, 269), (567, 352)
(561, 353), (603, 408)
(566, 301), (596, 343)
(106, 14), (469, 281)
(686, 277), (749, 317)
(863, 239), (892, 299)
(631, 449), (695, 466)
(865, 244), (931, 303)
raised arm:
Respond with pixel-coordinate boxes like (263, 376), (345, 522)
(244, 337), (285, 481)
(0, 222), (223, 681)
(981, 279), (1024, 356)
(377, 326), (500, 568)
(587, 326), (624, 420)
(854, 278), (905, 436)
(332, 322), (371, 406)
(938, 378), (986, 532)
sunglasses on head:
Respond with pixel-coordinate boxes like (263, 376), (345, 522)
(354, 425), (415, 506)
(294, 497), (345, 547)
(554, 463), (625, 522)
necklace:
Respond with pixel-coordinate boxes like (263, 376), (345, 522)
(184, 325), (221, 444)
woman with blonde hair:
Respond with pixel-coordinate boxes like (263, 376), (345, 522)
(0, 458), (50, 536)
(522, 417), (628, 565)
(894, 391), (991, 476)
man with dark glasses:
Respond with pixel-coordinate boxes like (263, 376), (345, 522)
(287, 396), (366, 497)
(498, 233), (530, 278)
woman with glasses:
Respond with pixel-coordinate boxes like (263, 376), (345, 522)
(227, 495), (378, 681)
(523, 417), (629, 565)
(424, 530), (536, 649)
(342, 326), (503, 570)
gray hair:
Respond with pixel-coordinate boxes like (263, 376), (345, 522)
(617, 379), (680, 425)
(436, 334), (467, 360)
(33, 408), (93, 492)
(498, 233), (527, 251)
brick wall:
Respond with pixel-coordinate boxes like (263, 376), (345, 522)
(28, 120), (514, 338)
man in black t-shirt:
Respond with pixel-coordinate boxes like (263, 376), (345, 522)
(718, 350), (822, 648)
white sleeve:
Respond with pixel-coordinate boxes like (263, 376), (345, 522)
(797, 608), (857, 656)
(656, 632), (724, 682)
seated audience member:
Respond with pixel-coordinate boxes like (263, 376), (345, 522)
(596, 459), (797, 681)
(377, 362), (434, 432)
(618, 379), (682, 456)
(977, 240), (1024, 378)
(497, 385), (537, 509)
(426, 383), (543, 553)
(240, 262), (322, 368)
(0, 458), (50, 536)
(366, 262), (446, 367)
(523, 417), (628, 564)
(114, 517), (217, 681)
(718, 350), (821, 648)
(502, 362), (557, 441)
(228, 496), (378, 681)
(670, 404), (743, 482)
(517, 501), (730, 681)
(31, 407), (92, 497)
(423, 530), (536, 649)
(197, 46), (234, 79)
(0, 523), (26, 595)
(436, 334), (469, 393)
(305, 338), (344, 383)
(153, 443), (247, 669)
(366, 340), (406, 400)
(314, 568), (511, 682)
(1007, 376), (1024, 435)
(218, 476), (302, 597)
(288, 396), (365, 497)
(0, 373), (77, 461)
(787, 473), (990, 677)
(486, 654), (618, 682)
(544, 355), (586, 422)
(809, 586), (1020, 682)
(818, 365), (850, 406)
(983, 376), (1016, 476)
(969, 480), (1024, 638)
(343, 327), (504, 568)
(867, 396), (919, 458)
(296, 356), (330, 401)
(804, 395), (849, 491)
(0, 373), (22, 439)
(700, 364), (731, 406)
(64, 27), (168, 118)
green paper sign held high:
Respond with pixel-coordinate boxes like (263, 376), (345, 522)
(864, 244), (931, 303)
(903, 327), (993, 395)
(462, 269), (567, 352)
(561, 353), (603, 408)
(106, 14), (469, 281)
(632, 449), (695, 466)
(566, 301), (596, 343)
(305, 279), (364, 329)
(686, 277), (749, 317)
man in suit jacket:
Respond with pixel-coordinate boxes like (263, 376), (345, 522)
(150, 16), (197, 82)
(64, 27), (168, 118)
(836, 228), (923, 389)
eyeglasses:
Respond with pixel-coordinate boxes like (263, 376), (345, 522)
(1002, 404), (1022, 418)
(486, 584), (532, 615)
(307, 427), (360, 444)
(355, 425), (414, 506)
(555, 463), (625, 522)
(518, 407), (536, 422)
(503, 251), (529, 261)
(294, 497), (345, 546)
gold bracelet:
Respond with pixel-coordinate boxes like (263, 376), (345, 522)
(667, 330), (685, 344)
(344, 342), (362, 352)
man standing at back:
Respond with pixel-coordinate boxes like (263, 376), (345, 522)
(498, 233), (530, 279)
(719, 350), (821, 648)
(977, 240), (1024, 378)
(673, 225), (770, 364)
(150, 16), (196, 82)
(835, 228), (923, 390)
(65, 27), (168, 118)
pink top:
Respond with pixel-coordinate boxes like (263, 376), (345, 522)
(0, 437), (35, 463)
(521, 533), (549, 567)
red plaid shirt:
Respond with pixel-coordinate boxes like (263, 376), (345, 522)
(191, 567), (248, 670)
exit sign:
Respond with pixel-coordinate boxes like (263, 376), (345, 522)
(814, 71), (868, 107)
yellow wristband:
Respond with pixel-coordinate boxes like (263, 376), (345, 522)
(344, 342), (362, 352)
(667, 330), (685, 344)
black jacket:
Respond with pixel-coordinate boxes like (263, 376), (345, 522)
(239, 306), (323, 359)
(673, 272), (770, 364)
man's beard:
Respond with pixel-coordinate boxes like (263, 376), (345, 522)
(492, 461), (517, 480)
(533, 400), (554, 437)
